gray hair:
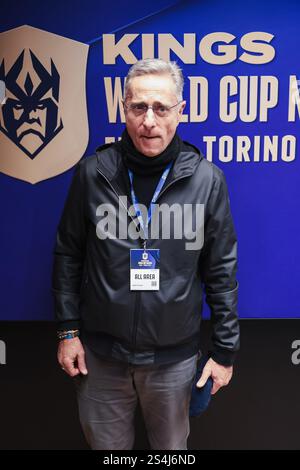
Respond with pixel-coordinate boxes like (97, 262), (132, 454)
(124, 58), (184, 101)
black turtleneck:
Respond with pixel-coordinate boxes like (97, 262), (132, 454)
(120, 128), (181, 209)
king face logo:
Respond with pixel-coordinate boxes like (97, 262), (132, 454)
(0, 49), (63, 159)
(0, 26), (89, 183)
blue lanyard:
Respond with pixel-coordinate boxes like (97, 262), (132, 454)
(128, 162), (172, 243)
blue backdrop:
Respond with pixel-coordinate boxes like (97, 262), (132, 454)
(1, 0), (299, 320)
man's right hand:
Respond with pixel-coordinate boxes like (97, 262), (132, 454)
(57, 337), (88, 377)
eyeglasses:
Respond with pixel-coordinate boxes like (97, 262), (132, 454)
(123, 100), (183, 118)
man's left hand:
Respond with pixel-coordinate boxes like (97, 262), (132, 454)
(196, 358), (233, 395)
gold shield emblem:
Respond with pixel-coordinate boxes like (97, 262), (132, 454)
(0, 25), (89, 184)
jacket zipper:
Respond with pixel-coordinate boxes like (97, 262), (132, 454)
(131, 174), (193, 352)
(96, 168), (145, 354)
(131, 291), (141, 352)
(96, 167), (192, 354)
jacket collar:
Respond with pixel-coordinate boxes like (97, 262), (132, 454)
(96, 140), (202, 185)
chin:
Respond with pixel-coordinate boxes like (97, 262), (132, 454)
(140, 143), (165, 157)
(142, 149), (162, 157)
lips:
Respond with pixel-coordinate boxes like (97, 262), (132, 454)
(141, 135), (160, 140)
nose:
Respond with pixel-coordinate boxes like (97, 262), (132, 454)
(143, 107), (156, 129)
(29, 109), (39, 119)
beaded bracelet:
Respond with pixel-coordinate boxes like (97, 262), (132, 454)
(57, 329), (80, 340)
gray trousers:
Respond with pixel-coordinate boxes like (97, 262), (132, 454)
(74, 345), (199, 450)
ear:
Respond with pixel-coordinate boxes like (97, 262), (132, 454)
(177, 100), (186, 121)
(178, 101), (186, 118)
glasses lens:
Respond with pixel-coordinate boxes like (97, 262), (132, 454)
(153, 104), (168, 117)
(129, 103), (148, 116)
(127, 103), (172, 117)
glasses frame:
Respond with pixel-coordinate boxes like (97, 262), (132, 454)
(123, 100), (184, 118)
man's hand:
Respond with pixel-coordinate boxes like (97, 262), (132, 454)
(196, 357), (233, 395)
(57, 337), (88, 377)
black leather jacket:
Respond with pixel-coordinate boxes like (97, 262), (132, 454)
(52, 140), (239, 366)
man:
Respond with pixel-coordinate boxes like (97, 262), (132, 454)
(52, 58), (239, 450)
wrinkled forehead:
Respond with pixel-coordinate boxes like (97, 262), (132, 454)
(126, 74), (177, 104)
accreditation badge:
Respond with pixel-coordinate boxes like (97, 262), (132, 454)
(130, 249), (160, 290)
